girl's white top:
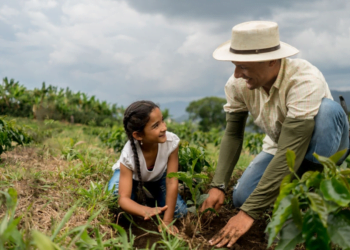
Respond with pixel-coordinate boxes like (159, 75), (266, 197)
(111, 131), (180, 182)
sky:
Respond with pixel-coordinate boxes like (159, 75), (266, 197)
(1, 0), (350, 110)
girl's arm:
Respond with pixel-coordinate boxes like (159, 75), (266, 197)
(118, 163), (167, 219)
(163, 146), (180, 224)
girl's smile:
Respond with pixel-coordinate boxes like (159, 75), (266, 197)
(141, 107), (167, 144)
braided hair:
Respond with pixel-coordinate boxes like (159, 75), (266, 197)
(123, 100), (159, 205)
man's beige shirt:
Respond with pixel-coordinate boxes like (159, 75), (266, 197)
(224, 58), (333, 155)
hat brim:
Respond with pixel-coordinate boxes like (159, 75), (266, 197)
(213, 40), (299, 62)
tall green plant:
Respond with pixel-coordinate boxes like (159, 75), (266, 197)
(266, 149), (350, 250)
(0, 117), (32, 157)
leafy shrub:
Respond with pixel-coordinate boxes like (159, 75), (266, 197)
(168, 122), (223, 148)
(99, 126), (127, 153)
(266, 149), (350, 250)
(0, 77), (123, 126)
(178, 144), (211, 173)
(243, 132), (264, 155)
(0, 117), (32, 156)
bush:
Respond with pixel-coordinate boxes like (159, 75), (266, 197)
(99, 126), (127, 153)
(266, 149), (350, 250)
(0, 117), (32, 157)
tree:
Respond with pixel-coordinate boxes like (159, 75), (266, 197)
(186, 97), (226, 132)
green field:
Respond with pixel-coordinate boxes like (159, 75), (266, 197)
(1, 115), (350, 250)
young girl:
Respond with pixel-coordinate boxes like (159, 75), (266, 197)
(108, 100), (187, 232)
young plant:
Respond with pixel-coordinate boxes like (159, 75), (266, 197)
(266, 149), (350, 250)
(178, 144), (211, 173)
(0, 188), (29, 249)
(168, 158), (209, 216)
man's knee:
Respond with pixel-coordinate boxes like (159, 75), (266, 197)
(232, 183), (248, 208)
(317, 98), (347, 121)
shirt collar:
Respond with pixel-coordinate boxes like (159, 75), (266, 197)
(271, 58), (286, 90)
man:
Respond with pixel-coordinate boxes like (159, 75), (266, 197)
(201, 21), (349, 248)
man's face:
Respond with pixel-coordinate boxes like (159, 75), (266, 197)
(231, 61), (273, 90)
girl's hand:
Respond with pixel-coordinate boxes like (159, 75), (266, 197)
(158, 220), (179, 235)
(143, 205), (168, 220)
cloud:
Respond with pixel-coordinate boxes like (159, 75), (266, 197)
(24, 0), (58, 10)
(0, 0), (349, 111)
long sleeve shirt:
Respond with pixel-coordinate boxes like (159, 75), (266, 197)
(211, 58), (332, 219)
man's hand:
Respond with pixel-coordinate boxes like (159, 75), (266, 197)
(201, 188), (225, 212)
(143, 205), (168, 220)
(209, 210), (254, 248)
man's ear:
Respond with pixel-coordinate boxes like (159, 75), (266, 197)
(269, 59), (281, 67)
(269, 60), (277, 67)
(132, 131), (143, 141)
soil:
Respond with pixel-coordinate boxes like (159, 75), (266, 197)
(113, 177), (286, 250)
(116, 209), (270, 250)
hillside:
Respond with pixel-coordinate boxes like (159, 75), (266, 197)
(163, 90), (350, 120)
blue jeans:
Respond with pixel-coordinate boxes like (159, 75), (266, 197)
(232, 98), (349, 208)
(108, 169), (187, 218)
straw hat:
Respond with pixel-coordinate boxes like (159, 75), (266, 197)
(213, 21), (299, 62)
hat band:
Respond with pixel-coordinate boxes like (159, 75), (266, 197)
(230, 44), (280, 54)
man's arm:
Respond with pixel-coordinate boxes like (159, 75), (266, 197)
(211, 111), (248, 191)
(209, 117), (314, 248)
(202, 111), (248, 212)
(240, 117), (314, 219)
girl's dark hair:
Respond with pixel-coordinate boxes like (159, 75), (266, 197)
(123, 100), (159, 205)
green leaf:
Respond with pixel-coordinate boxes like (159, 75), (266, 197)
(280, 174), (292, 188)
(275, 221), (303, 250)
(7, 188), (18, 207)
(266, 195), (293, 247)
(306, 192), (328, 227)
(286, 149), (296, 173)
(109, 223), (130, 247)
(197, 194), (209, 206)
(301, 171), (315, 183)
(329, 148), (348, 164)
(320, 178), (350, 207)
(324, 200), (340, 213)
(187, 206), (196, 214)
(193, 173), (209, 179)
(291, 197), (302, 230)
(273, 180), (298, 214)
(302, 210), (330, 250)
(186, 200), (193, 205)
(305, 171), (323, 189)
(51, 205), (76, 240)
(79, 230), (97, 245)
(313, 153), (336, 174)
(327, 210), (350, 249)
(201, 207), (218, 216)
(340, 169), (350, 176)
(32, 230), (57, 250)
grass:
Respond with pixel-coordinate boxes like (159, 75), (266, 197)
(0, 117), (254, 249)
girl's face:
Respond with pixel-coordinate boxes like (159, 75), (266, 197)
(141, 107), (167, 144)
